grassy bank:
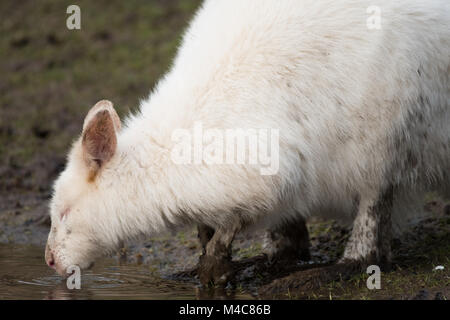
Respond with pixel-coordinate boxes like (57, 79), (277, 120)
(0, 0), (201, 193)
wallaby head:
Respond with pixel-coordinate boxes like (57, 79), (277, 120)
(45, 100), (121, 276)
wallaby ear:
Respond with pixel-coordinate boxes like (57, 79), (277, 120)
(83, 100), (121, 132)
(81, 100), (121, 180)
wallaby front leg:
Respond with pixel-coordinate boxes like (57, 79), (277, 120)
(197, 223), (240, 287)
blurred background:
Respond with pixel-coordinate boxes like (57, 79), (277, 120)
(0, 0), (201, 197)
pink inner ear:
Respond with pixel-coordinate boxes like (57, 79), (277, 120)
(60, 208), (70, 220)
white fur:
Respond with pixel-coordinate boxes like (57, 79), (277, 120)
(46, 0), (449, 273)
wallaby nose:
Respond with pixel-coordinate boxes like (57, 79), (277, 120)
(46, 249), (56, 269)
(47, 254), (55, 268)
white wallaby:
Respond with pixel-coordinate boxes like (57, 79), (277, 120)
(46, 0), (449, 286)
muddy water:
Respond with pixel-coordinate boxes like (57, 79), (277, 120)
(0, 244), (253, 300)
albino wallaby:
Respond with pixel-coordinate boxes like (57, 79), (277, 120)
(45, 0), (449, 286)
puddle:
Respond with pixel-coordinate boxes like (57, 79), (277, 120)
(0, 244), (253, 300)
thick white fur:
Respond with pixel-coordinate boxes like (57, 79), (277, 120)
(47, 0), (449, 273)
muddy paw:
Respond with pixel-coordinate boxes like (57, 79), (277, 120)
(197, 254), (234, 287)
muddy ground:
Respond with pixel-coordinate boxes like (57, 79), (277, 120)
(1, 188), (449, 299)
(0, 0), (449, 299)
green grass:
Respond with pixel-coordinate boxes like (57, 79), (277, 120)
(0, 0), (202, 187)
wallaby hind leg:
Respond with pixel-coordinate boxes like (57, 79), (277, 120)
(263, 215), (311, 263)
(341, 186), (393, 270)
(261, 188), (394, 296)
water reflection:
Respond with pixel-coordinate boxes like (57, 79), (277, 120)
(0, 244), (254, 300)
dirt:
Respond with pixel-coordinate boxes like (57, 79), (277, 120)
(0, 0), (449, 300)
(1, 185), (448, 299)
